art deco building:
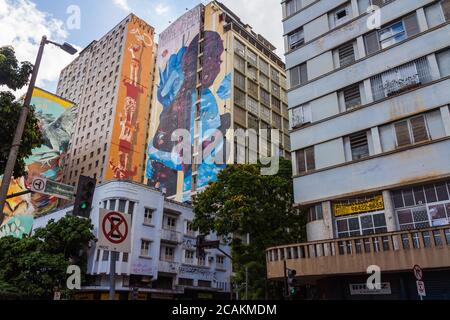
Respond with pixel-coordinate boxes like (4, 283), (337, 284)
(267, 0), (450, 299)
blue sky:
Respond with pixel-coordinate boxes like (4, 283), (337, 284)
(0, 0), (283, 95)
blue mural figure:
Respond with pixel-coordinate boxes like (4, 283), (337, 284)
(147, 31), (230, 200)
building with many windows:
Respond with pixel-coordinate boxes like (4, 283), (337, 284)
(145, 1), (290, 202)
(267, 0), (450, 299)
(33, 180), (231, 300)
(56, 14), (156, 189)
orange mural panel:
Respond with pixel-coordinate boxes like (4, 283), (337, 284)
(106, 15), (155, 181)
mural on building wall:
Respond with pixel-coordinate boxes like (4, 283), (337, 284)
(106, 16), (154, 182)
(0, 88), (76, 236)
(146, 5), (231, 201)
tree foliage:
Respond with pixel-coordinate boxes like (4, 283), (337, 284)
(0, 215), (95, 300)
(0, 46), (33, 91)
(0, 46), (44, 178)
(193, 158), (307, 299)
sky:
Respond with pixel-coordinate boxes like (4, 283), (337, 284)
(0, 0), (284, 96)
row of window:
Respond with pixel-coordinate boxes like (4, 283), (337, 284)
(295, 109), (446, 175)
(290, 48), (450, 129)
(288, 1), (449, 88)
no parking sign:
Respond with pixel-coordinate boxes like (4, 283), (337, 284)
(98, 209), (131, 253)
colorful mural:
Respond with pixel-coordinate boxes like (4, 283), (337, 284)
(146, 5), (231, 201)
(0, 88), (76, 235)
(106, 15), (155, 182)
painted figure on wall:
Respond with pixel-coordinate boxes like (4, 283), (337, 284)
(146, 30), (231, 200)
(109, 24), (152, 180)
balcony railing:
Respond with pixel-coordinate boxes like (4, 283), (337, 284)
(266, 225), (450, 279)
(161, 229), (182, 243)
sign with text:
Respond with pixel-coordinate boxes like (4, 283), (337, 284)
(349, 282), (392, 295)
(416, 280), (426, 297)
(31, 176), (74, 201)
(98, 209), (131, 253)
(334, 195), (385, 217)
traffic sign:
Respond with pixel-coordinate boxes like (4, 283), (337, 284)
(416, 280), (426, 297)
(31, 176), (74, 200)
(98, 209), (131, 253)
(413, 265), (423, 281)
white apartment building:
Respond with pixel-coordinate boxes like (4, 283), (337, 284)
(266, 0), (450, 300)
(33, 181), (231, 300)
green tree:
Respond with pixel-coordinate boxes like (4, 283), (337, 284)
(0, 46), (44, 178)
(193, 158), (307, 300)
(0, 215), (95, 300)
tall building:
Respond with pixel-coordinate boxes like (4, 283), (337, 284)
(267, 0), (450, 299)
(32, 181), (231, 300)
(145, 1), (290, 202)
(56, 14), (156, 189)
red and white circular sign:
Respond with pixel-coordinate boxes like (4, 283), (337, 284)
(102, 211), (129, 244)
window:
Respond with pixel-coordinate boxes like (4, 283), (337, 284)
(308, 204), (323, 222)
(397, 207), (430, 230)
(365, 14), (420, 55)
(272, 82), (280, 98)
(285, 0), (301, 17)
(259, 59), (269, 75)
(425, 1), (445, 29)
(331, 4), (352, 27)
(342, 84), (362, 110)
(296, 147), (315, 174)
(234, 88), (246, 107)
(216, 256), (225, 268)
(350, 131), (370, 160)
(394, 115), (429, 148)
(290, 104), (311, 128)
(247, 65), (257, 81)
(234, 39), (245, 57)
(287, 27), (304, 51)
(161, 246), (174, 262)
(336, 212), (387, 238)
(102, 250), (109, 261)
(247, 79), (258, 98)
(271, 67), (280, 83)
(179, 278), (194, 286)
(141, 240), (151, 257)
(371, 58), (432, 100)
(290, 63), (307, 87)
(260, 88), (270, 106)
(144, 208), (154, 225)
(436, 48), (450, 78)
(198, 255), (206, 266)
(186, 221), (196, 236)
(234, 106), (247, 127)
(247, 50), (257, 66)
(198, 280), (211, 288)
(259, 74), (269, 90)
(184, 250), (195, 264)
(164, 216), (177, 230)
(234, 72), (245, 90)
(247, 96), (259, 115)
(337, 42), (355, 67)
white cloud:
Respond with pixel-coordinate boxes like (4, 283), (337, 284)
(220, 0), (285, 59)
(113, 0), (131, 12)
(0, 0), (79, 96)
(155, 3), (170, 16)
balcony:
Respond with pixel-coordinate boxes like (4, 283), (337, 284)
(266, 226), (450, 280)
(161, 229), (182, 244)
(158, 260), (179, 274)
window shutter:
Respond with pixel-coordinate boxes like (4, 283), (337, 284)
(290, 67), (300, 87)
(300, 63), (308, 85)
(364, 31), (380, 55)
(443, 0), (450, 21)
(296, 149), (306, 174)
(371, 0), (384, 7)
(338, 42), (356, 67)
(410, 116), (429, 143)
(305, 147), (315, 171)
(394, 121), (412, 147)
(404, 13), (420, 37)
(343, 84), (362, 109)
(350, 131), (369, 160)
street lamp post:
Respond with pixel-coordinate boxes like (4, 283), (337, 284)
(0, 36), (77, 224)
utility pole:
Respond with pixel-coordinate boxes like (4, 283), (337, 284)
(0, 36), (77, 225)
(109, 251), (117, 300)
(283, 260), (288, 299)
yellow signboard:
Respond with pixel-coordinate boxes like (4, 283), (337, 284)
(334, 195), (385, 217)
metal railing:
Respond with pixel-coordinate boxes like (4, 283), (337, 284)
(370, 57), (433, 101)
(267, 225), (450, 263)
